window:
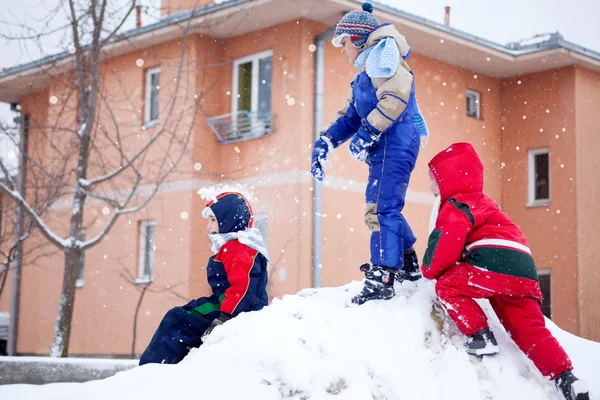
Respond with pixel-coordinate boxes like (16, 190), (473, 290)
(466, 90), (481, 119)
(137, 220), (156, 283)
(528, 148), (550, 206)
(144, 67), (160, 125)
(76, 230), (86, 288)
(254, 213), (269, 249)
(538, 270), (552, 319)
(232, 51), (272, 116)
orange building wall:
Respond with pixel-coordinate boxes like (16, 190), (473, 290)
(500, 68), (579, 334)
(574, 67), (600, 341)
(4, 16), (600, 355)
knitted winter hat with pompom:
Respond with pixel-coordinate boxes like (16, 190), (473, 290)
(332, 2), (380, 49)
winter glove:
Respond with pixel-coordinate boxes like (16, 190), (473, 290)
(349, 122), (380, 161)
(310, 136), (333, 182)
(201, 312), (231, 340)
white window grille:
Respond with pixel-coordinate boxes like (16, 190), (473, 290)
(144, 67), (160, 125)
(466, 89), (481, 119)
(538, 270), (552, 319)
(254, 213), (269, 249)
(137, 220), (156, 283)
(528, 148), (550, 206)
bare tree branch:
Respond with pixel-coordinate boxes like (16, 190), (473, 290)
(0, 181), (67, 249)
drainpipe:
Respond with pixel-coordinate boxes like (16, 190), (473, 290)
(312, 26), (335, 288)
(9, 113), (28, 356)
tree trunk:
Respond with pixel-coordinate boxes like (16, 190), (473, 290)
(131, 283), (150, 358)
(50, 247), (81, 357)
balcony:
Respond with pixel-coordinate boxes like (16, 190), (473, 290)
(206, 111), (274, 144)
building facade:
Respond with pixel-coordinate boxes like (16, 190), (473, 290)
(0, 0), (599, 356)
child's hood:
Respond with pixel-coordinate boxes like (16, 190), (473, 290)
(203, 192), (254, 234)
(364, 23), (411, 59)
(428, 142), (484, 202)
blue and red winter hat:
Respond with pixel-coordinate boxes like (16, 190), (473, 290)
(202, 192), (254, 234)
(332, 2), (379, 49)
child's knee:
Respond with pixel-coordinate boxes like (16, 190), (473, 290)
(434, 277), (449, 298)
(364, 203), (379, 232)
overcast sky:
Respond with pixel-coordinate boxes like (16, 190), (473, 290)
(1, 0), (599, 129)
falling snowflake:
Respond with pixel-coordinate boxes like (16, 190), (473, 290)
(136, 58), (144, 67)
(180, 211), (189, 220)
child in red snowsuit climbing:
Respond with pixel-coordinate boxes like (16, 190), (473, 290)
(139, 192), (269, 365)
(422, 142), (589, 400)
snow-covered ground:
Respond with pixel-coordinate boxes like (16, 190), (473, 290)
(1, 280), (598, 400)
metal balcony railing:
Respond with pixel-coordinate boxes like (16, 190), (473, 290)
(206, 110), (274, 144)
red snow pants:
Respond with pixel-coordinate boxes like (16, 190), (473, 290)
(435, 263), (573, 379)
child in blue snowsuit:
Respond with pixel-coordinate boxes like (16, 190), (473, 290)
(310, 2), (429, 305)
(139, 192), (269, 365)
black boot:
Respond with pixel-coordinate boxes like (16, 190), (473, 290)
(555, 370), (590, 400)
(465, 327), (499, 356)
(395, 251), (422, 283)
(351, 263), (395, 305)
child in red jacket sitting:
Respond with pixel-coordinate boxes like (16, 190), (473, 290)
(139, 192), (269, 365)
(422, 142), (589, 400)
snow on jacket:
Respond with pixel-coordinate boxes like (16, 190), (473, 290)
(422, 142), (541, 300)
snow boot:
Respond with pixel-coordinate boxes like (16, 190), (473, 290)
(351, 263), (395, 305)
(465, 327), (499, 356)
(555, 370), (590, 400)
(395, 251), (422, 282)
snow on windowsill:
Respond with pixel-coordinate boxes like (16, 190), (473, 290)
(134, 276), (152, 285)
(526, 199), (550, 208)
(142, 120), (159, 130)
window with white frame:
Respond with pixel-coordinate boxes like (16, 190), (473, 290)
(538, 270), (552, 319)
(254, 213), (269, 249)
(466, 89), (481, 119)
(232, 51), (273, 116)
(137, 220), (156, 283)
(528, 148), (550, 206)
(144, 67), (160, 125)
(76, 230), (86, 288)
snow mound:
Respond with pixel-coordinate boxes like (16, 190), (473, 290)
(1, 281), (599, 400)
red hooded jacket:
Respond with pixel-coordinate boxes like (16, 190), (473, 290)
(422, 142), (541, 300)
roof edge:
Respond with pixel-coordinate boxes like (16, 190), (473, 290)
(1, 0), (599, 82)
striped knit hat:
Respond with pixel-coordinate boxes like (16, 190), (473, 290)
(332, 2), (379, 49)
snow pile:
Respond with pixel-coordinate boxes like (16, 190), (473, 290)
(1, 281), (598, 400)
